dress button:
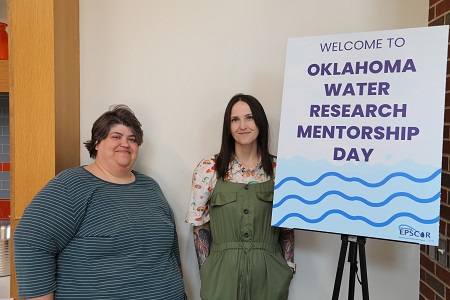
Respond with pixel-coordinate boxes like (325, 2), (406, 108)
(244, 185), (250, 190)
(244, 209), (249, 214)
(244, 233), (249, 238)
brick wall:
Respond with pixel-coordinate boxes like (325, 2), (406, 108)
(421, 1), (450, 299)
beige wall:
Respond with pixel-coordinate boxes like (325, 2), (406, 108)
(79, 1), (429, 299)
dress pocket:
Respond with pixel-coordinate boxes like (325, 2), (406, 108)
(256, 191), (274, 203)
(210, 192), (237, 206)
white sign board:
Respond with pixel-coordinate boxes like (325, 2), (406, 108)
(273, 26), (448, 245)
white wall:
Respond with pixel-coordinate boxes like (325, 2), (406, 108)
(79, 1), (429, 299)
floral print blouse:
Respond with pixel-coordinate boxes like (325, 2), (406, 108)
(185, 154), (276, 226)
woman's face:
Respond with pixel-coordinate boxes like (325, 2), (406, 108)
(95, 124), (139, 172)
(230, 101), (259, 148)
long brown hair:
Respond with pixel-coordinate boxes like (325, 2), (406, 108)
(216, 94), (273, 179)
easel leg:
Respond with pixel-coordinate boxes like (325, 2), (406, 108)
(332, 235), (349, 300)
(348, 241), (357, 300)
(358, 238), (369, 300)
(331, 235), (370, 300)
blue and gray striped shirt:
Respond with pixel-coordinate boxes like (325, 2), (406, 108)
(14, 166), (185, 299)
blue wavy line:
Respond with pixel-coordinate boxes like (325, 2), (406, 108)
(274, 169), (441, 190)
(272, 210), (440, 227)
(273, 191), (440, 208)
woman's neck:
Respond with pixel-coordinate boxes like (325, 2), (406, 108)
(234, 144), (260, 168)
(85, 161), (135, 184)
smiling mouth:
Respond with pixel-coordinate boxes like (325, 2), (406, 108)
(116, 150), (131, 154)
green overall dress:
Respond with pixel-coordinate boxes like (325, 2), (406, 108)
(199, 179), (293, 300)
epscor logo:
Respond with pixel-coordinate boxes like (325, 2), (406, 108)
(398, 224), (430, 239)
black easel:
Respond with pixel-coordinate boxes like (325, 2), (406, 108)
(332, 235), (369, 300)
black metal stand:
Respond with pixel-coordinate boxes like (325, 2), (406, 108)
(332, 235), (369, 300)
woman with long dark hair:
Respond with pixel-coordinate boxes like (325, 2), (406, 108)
(186, 94), (295, 300)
